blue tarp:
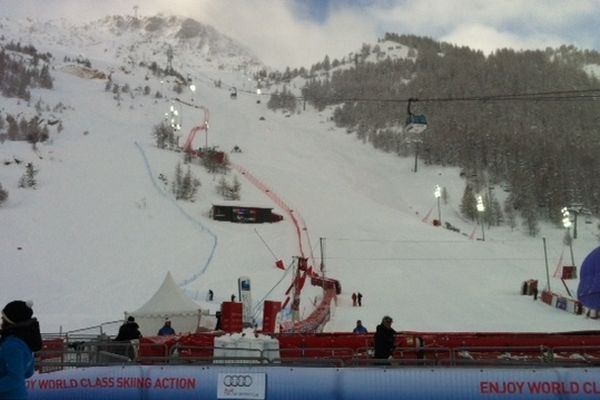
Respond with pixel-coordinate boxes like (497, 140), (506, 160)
(577, 246), (600, 309)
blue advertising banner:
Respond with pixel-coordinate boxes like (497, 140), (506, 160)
(27, 365), (600, 400)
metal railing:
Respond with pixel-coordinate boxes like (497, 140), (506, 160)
(35, 340), (600, 372)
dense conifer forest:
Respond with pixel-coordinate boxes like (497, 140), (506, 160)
(269, 34), (600, 233)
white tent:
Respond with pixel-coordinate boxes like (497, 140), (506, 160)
(126, 272), (204, 337)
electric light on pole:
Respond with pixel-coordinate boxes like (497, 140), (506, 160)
(561, 207), (572, 229)
(562, 207), (575, 265)
(434, 185), (442, 224)
(165, 104), (182, 132)
(476, 195), (485, 241)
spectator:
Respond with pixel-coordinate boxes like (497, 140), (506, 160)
(208, 289), (214, 301)
(415, 336), (425, 361)
(353, 320), (368, 334)
(0, 300), (42, 400)
(115, 316), (141, 341)
(231, 294), (236, 302)
(157, 318), (175, 336)
(351, 293), (357, 307)
(373, 315), (396, 361)
(357, 292), (363, 307)
(215, 311), (222, 330)
(114, 316), (141, 359)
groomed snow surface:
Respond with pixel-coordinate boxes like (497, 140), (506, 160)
(1, 36), (599, 336)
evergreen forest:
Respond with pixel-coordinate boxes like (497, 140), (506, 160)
(271, 34), (600, 233)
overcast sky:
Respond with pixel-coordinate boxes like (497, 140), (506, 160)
(2, 0), (600, 68)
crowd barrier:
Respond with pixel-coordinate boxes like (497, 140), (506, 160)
(28, 364), (600, 400)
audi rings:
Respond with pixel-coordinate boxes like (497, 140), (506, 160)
(223, 375), (253, 387)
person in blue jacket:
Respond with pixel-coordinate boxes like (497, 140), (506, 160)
(157, 318), (175, 336)
(352, 320), (368, 334)
(0, 300), (42, 399)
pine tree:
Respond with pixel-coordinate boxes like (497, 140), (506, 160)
(182, 166), (200, 201)
(6, 115), (19, 140)
(522, 208), (540, 237)
(491, 197), (503, 226)
(181, 167), (192, 199)
(0, 182), (8, 205)
(216, 176), (228, 198)
(153, 123), (176, 149)
(460, 185), (477, 221)
(171, 163), (200, 201)
(503, 196), (517, 231)
(19, 163), (38, 188)
(172, 162), (184, 199)
(39, 65), (53, 89)
(229, 175), (241, 200)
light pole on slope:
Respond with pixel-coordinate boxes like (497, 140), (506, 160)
(561, 207), (575, 266)
(476, 195), (485, 241)
(434, 185), (442, 224)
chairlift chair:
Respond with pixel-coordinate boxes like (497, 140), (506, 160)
(405, 98), (427, 134)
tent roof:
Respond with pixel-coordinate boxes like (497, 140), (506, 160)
(131, 272), (201, 316)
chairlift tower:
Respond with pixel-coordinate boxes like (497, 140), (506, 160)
(567, 203), (584, 239)
(405, 98), (427, 173)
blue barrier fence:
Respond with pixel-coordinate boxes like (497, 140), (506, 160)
(28, 365), (600, 400)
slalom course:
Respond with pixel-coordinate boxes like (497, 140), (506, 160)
(134, 142), (218, 295)
(230, 163), (311, 259)
(230, 162), (338, 332)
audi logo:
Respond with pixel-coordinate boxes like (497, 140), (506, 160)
(223, 375), (253, 387)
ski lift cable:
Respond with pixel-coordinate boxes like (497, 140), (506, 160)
(176, 66), (600, 104)
(291, 87), (600, 106)
(328, 237), (475, 243)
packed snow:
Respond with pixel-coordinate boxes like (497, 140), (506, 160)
(1, 16), (599, 336)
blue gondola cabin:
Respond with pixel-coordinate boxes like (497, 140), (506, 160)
(405, 114), (428, 134)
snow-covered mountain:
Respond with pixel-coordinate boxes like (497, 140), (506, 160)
(1, 15), (599, 335)
(0, 14), (263, 77)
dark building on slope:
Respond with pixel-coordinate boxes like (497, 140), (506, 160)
(211, 201), (283, 223)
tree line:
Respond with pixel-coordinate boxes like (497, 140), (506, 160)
(0, 42), (53, 100)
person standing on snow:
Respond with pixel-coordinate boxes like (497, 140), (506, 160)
(0, 300), (42, 400)
(351, 293), (357, 307)
(373, 315), (396, 361)
(357, 292), (363, 307)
